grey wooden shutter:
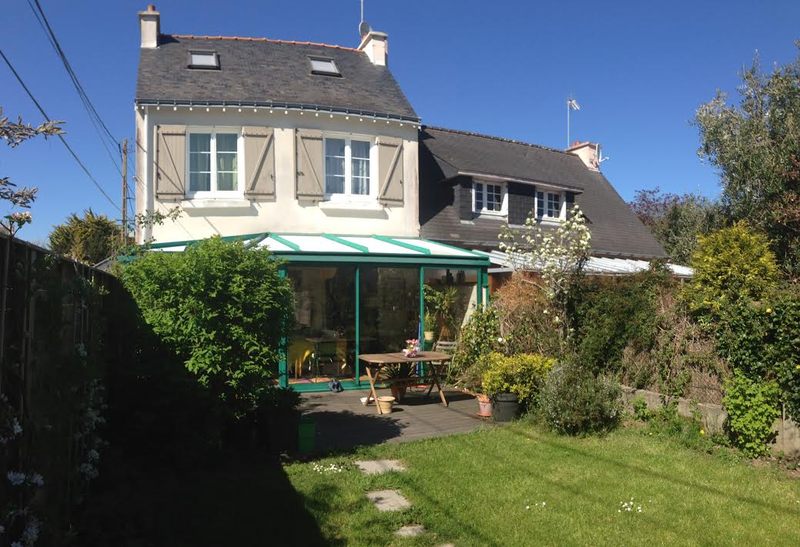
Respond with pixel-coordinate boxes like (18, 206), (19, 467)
(565, 191), (576, 218)
(377, 136), (404, 205)
(458, 178), (475, 220)
(243, 126), (275, 200)
(295, 129), (324, 200)
(155, 125), (186, 199)
(508, 182), (537, 225)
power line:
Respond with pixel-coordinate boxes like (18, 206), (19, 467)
(0, 48), (120, 212)
(27, 0), (122, 175)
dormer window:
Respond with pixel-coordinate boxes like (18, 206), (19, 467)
(309, 57), (340, 77)
(472, 181), (507, 216)
(536, 191), (565, 220)
(188, 50), (219, 69)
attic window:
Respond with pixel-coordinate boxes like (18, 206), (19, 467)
(188, 50), (219, 69)
(309, 57), (340, 76)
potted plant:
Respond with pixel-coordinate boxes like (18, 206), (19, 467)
(482, 353), (555, 422)
(385, 362), (415, 402)
(423, 311), (436, 348)
(455, 359), (493, 417)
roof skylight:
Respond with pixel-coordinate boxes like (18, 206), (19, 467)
(309, 57), (340, 76)
(188, 50), (220, 69)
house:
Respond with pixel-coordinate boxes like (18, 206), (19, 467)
(133, 5), (672, 391)
(134, 5), (490, 392)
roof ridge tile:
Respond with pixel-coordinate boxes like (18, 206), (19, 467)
(163, 33), (361, 53)
(424, 125), (569, 156)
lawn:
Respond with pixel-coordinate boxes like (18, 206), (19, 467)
(285, 424), (800, 546)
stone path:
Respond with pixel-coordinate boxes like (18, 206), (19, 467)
(395, 524), (425, 537)
(366, 489), (411, 512)
(355, 459), (406, 475)
(360, 459), (453, 543)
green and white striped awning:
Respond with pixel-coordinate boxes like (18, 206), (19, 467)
(146, 233), (490, 267)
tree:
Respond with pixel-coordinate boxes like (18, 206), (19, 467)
(1, 108), (61, 236)
(499, 205), (591, 347)
(695, 45), (800, 276)
(120, 237), (294, 418)
(49, 210), (121, 265)
(629, 187), (720, 264)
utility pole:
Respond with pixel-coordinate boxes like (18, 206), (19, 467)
(121, 138), (128, 244)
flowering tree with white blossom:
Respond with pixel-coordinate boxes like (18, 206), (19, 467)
(498, 204), (592, 347)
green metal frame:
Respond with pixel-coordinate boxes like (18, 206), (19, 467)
(140, 233), (490, 393)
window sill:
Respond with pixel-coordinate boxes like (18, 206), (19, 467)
(319, 200), (388, 218)
(180, 198), (252, 214)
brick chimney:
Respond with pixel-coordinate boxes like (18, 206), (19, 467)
(139, 4), (160, 49)
(358, 26), (388, 67)
(567, 141), (601, 171)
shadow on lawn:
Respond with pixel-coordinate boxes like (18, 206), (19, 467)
(78, 449), (328, 547)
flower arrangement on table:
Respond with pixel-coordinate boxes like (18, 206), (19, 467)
(402, 338), (420, 358)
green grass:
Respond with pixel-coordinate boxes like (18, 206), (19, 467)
(285, 424), (800, 546)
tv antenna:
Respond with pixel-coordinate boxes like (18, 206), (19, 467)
(359, 0), (371, 37)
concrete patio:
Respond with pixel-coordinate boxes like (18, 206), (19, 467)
(300, 387), (490, 453)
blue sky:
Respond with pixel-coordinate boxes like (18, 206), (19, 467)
(3, 0), (800, 244)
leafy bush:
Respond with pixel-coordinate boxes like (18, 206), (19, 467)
(683, 222), (779, 319)
(539, 362), (622, 435)
(481, 353), (555, 410)
(450, 306), (499, 391)
(723, 372), (781, 457)
(571, 268), (669, 374)
(631, 397), (653, 421)
(121, 237), (294, 417)
(714, 289), (800, 421)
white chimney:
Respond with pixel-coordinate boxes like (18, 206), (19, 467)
(358, 29), (388, 66)
(139, 4), (160, 49)
(567, 141), (601, 171)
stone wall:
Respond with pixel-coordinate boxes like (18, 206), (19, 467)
(621, 386), (800, 458)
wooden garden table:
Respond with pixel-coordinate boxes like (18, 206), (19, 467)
(358, 351), (452, 414)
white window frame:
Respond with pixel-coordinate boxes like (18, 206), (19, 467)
(185, 127), (244, 199)
(536, 190), (566, 221)
(322, 133), (378, 203)
(472, 181), (508, 216)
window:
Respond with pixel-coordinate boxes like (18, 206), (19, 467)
(324, 137), (373, 199)
(472, 182), (506, 215)
(536, 191), (563, 220)
(188, 50), (219, 69)
(309, 57), (340, 76)
(188, 130), (241, 196)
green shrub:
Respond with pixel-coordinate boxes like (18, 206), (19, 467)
(631, 396), (653, 421)
(450, 306), (499, 390)
(121, 237), (294, 418)
(723, 372), (781, 457)
(683, 222), (779, 319)
(539, 362), (622, 435)
(715, 289), (800, 422)
(571, 268), (669, 374)
(481, 353), (555, 410)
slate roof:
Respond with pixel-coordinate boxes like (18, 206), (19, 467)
(136, 34), (418, 121)
(419, 126), (667, 259)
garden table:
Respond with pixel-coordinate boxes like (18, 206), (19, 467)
(358, 352), (452, 414)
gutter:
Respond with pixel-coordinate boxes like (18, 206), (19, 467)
(134, 98), (421, 125)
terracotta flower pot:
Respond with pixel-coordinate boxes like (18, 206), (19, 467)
(476, 395), (493, 417)
(390, 384), (407, 402)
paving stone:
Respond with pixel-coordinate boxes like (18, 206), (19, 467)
(366, 489), (411, 512)
(355, 459), (406, 475)
(395, 524), (425, 537)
